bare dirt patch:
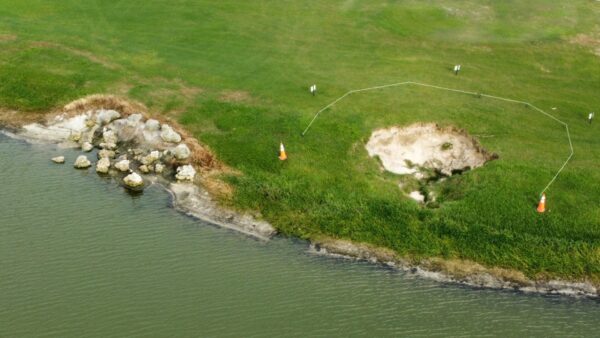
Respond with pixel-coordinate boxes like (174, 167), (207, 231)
(366, 123), (496, 178)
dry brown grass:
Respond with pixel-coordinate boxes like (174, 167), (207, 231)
(201, 172), (236, 201)
(315, 237), (400, 263)
(570, 34), (600, 56)
(0, 34), (17, 42)
(424, 258), (531, 286)
(316, 236), (535, 287)
(30, 41), (121, 69)
(219, 90), (252, 103)
(114, 77), (203, 117)
(0, 109), (45, 129)
(63, 94), (147, 116)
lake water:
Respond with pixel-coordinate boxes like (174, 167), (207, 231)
(0, 133), (598, 337)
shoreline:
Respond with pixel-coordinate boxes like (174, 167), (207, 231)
(310, 238), (599, 299)
(1, 97), (597, 300)
(0, 96), (277, 241)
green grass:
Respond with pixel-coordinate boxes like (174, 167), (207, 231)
(1, 0), (599, 281)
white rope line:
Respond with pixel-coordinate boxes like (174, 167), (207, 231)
(301, 81), (574, 195)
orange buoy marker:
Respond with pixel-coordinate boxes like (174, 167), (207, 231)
(278, 142), (287, 161)
(536, 193), (546, 213)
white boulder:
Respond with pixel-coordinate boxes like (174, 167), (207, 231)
(80, 125), (99, 144)
(95, 109), (121, 125)
(114, 159), (130, 172)
(155, 163), (165, 174)
(141, 150), (161, 165)
(141, 119), (162, 145)
(99, 142), (117, 150)
(96, 157), (111, 174)
(102, 129), (118, 144)
(145, 119), (160, 131)
(175, 165), (196, 181)
(98, 149), (116, 159)
(123, 172), (144, 188)
(139, 164), (151, 174)
(160, 124), (181, 143)
(69, 131), (82, 142)
(81, 142), (93, 152)
(51, 156), (65, 164)
(74, 155), (91, 169)
(127, 113), (144, 127)
(172, 143), (191, 160)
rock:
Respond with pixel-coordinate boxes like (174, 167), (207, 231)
(81, 142), (93, 152)
(95, 109), (121, 125)
(142, 129), (161, 145)
(74, 155), (91, 169)
(155, 163), (165, 174)
(99, 142), (117, 150)
(145, 119), (160, 131)
(172, 143), (191, 160)
(114, 159), (130, 172)
(80, 125), (99, 144)
(111, 118), (140, 142)
(141, 150), (161, 165)
(123, 172), (144, 188)
(409, 191), (425, 203)
(139, 164), (151, 174)
(127, 113), (144, 127)
(142, 119), (162, 145)
(102, 129), (118, 144)
(98, 149), (116, 159)
(85, 117), (97, 128)
(51, 156), (65, 164)
(69, 131), (82, 142)
(175, 165), (196, 181)
(160, 124), (181, 143)
(96, 157), (110, 174)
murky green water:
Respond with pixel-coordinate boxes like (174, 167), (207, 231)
(0, 134), (598, 337)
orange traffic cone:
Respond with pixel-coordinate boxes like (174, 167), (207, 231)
(278, 142), (287, 161)
(536, 193), (546, 213)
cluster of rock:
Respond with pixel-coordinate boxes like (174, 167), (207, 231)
(48, 109), (197, 189)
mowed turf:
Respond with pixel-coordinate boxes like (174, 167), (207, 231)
(0, 0), (599, 281)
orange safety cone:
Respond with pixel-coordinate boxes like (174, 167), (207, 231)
(536, 193), (546, 213)
(278, 142), (287, 161)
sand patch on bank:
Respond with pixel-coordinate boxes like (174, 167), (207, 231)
(366, 123), (496, 178)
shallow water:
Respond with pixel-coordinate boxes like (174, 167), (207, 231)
(0, 134), (598, 337)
